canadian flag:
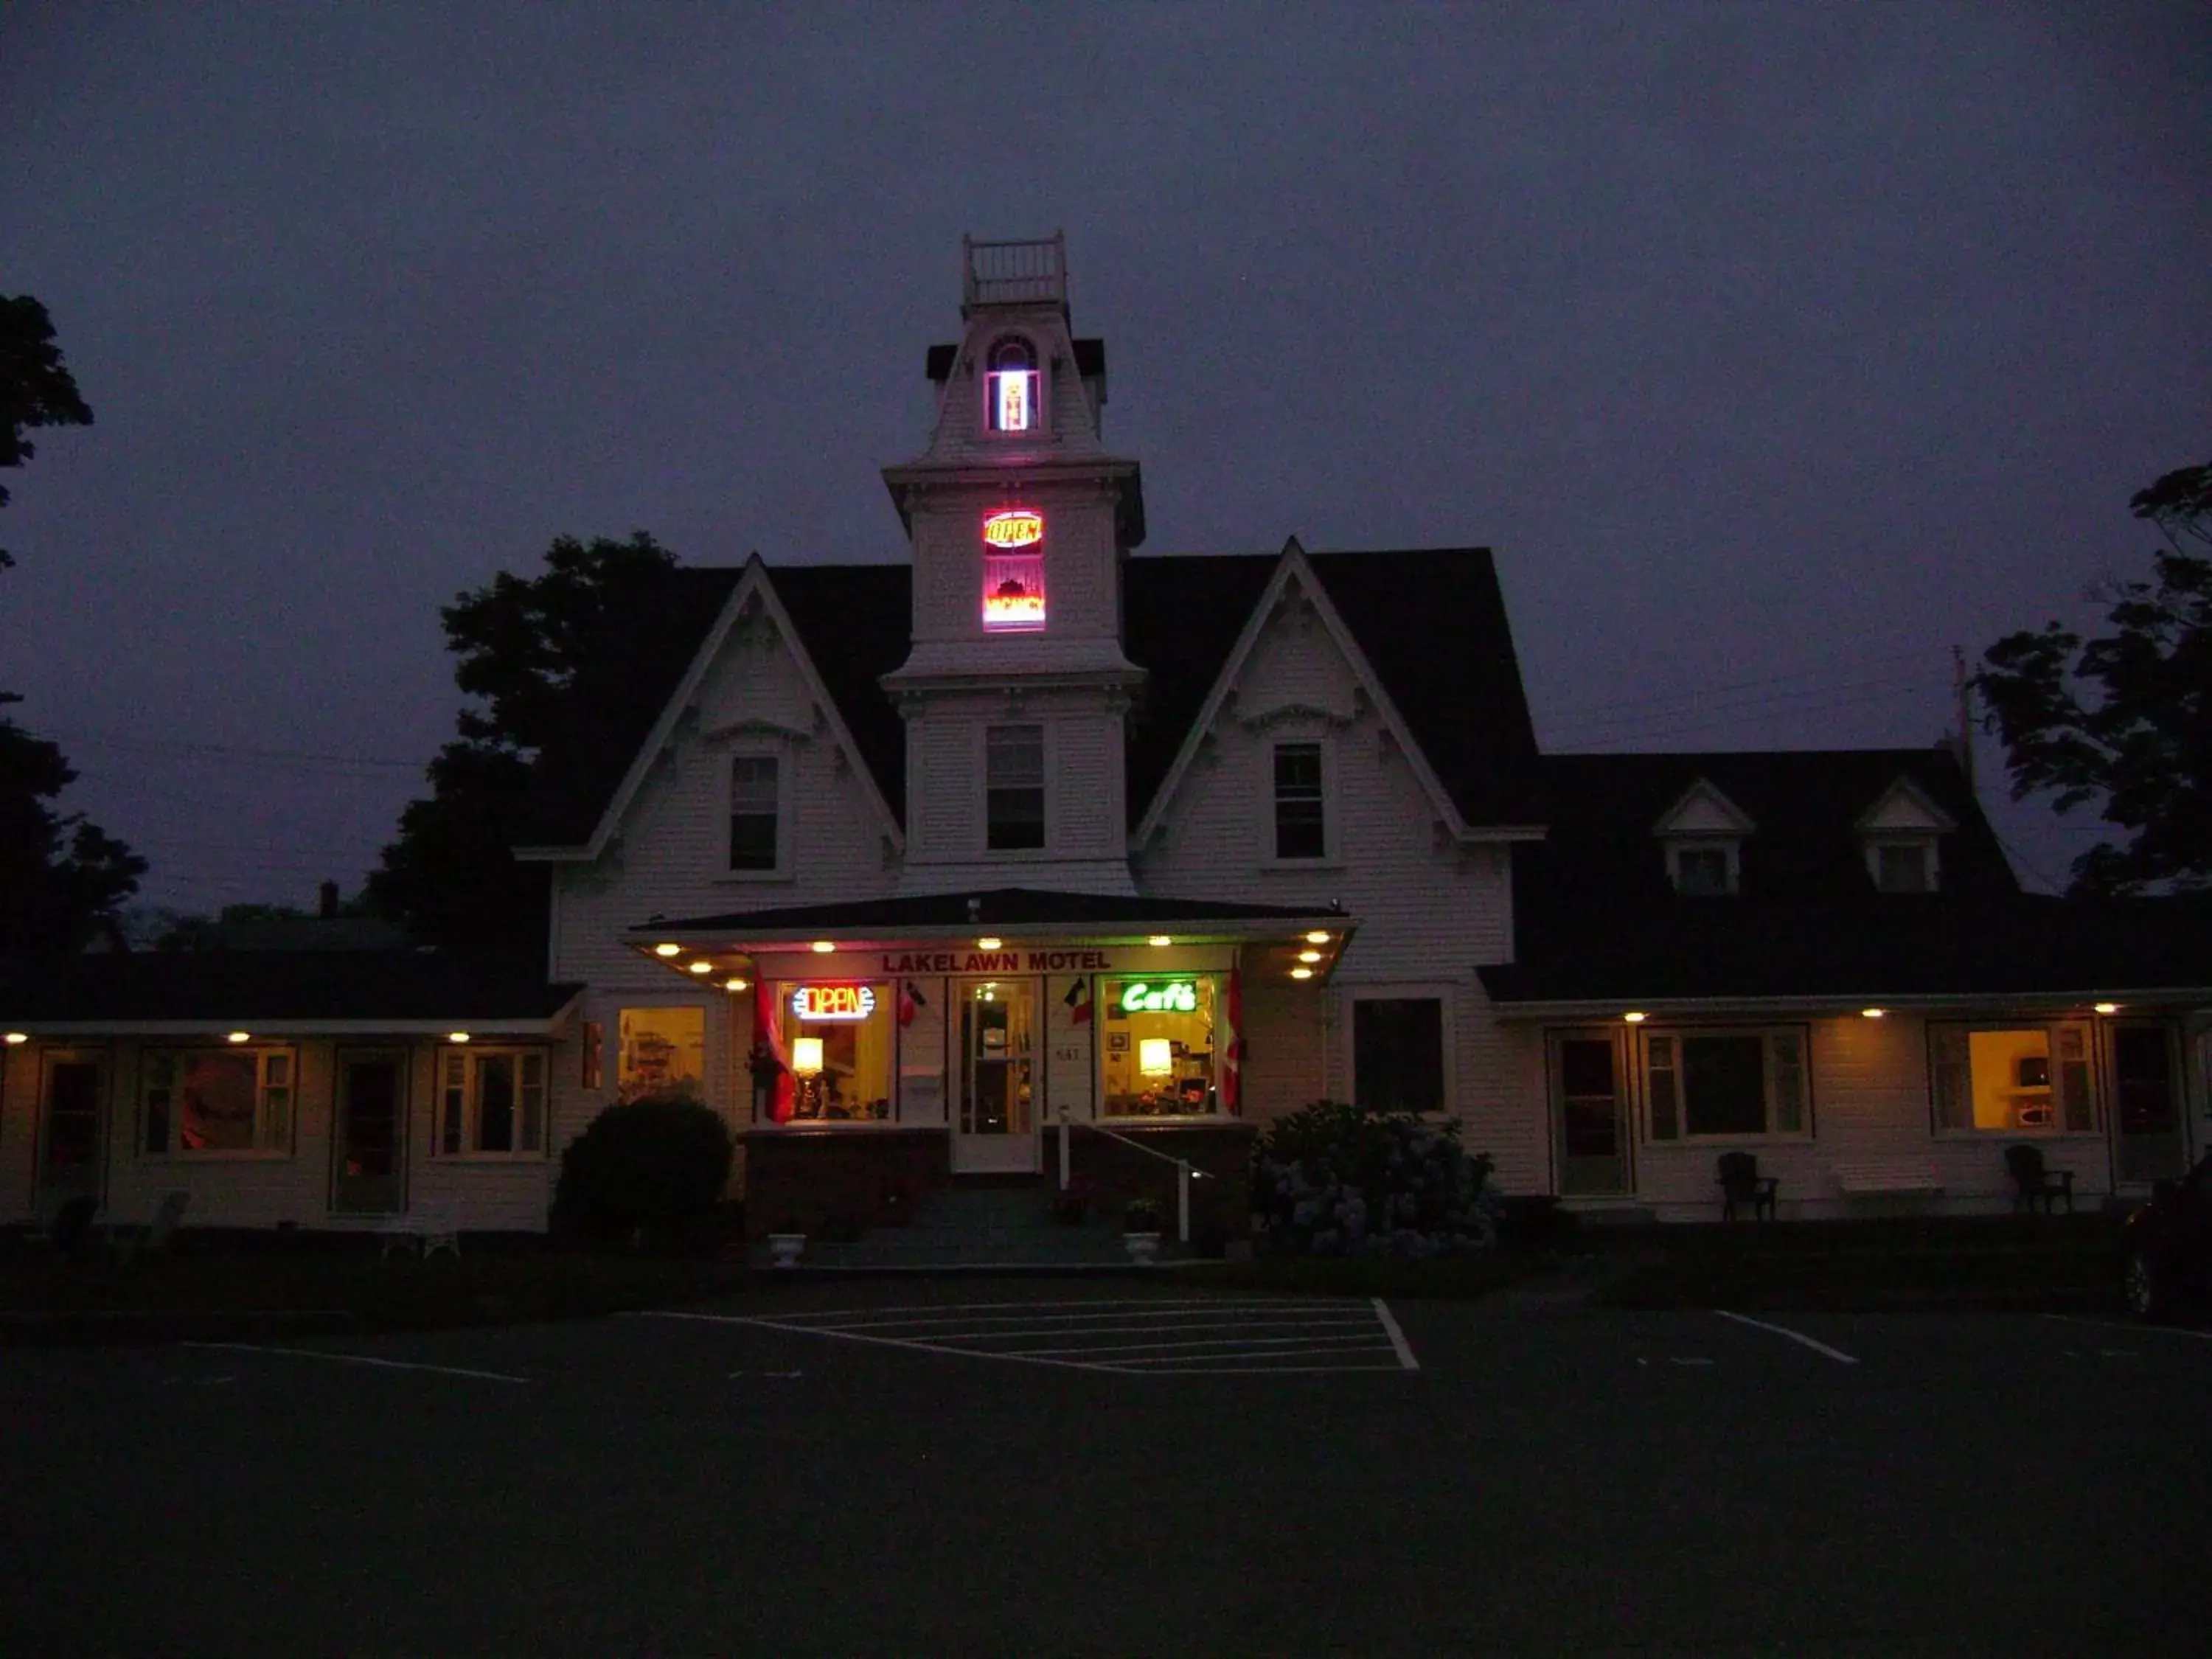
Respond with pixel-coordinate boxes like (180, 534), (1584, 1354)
(1062, 977), (1093, 1025)
(897, 979), (929, 1027)
(1222, 969), (1244, 1115)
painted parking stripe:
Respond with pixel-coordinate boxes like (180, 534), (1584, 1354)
(1713, 1310), (1860, 1365)
(763, 1296), (1368, 1324)
(2043, 1314), (2212, 1343)
(182, 1340), (531, 1384)
(631, 1298), (1416, 1376)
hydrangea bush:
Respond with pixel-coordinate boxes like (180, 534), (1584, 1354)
(1251, 1099), (1500, 1256)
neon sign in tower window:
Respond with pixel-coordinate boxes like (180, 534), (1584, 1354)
(986, 340), (1039, 433)
(981, 509), (1046, 630)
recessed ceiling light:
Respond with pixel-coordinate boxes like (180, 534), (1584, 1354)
(2093, 1001), (2120, 1015)
(1297, 950), (1323, 964)
(226, 1030), (253, 1044)
(653, 942), (682, 958)
(1622, 1011), (1646, 1024)
(1147, 934), (1172, 947)
(977, 936), (1003, 950)
(1861, 1008), (1885, 1020)
(725, 977), (750, 992)
(688, 961), (714, 975)
(448, 1031), (472, 1044)
(1290, 967), (1314, 980)
(811, 940), (836, 954)
(3, 1032), (27, 1046)
(1304, 931), (1330, 945)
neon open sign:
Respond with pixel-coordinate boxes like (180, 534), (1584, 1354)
(790, 984), (877, 1022)
(982, 509), (1044, 549)
(1119, 980), (1198, 1015)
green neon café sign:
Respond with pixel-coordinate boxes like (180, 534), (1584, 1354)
(1119, 980), (1198, 1015)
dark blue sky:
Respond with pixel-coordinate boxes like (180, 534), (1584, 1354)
(3, 2), (2207, 912)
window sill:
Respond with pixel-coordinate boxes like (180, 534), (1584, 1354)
(1258, 858), (1344, 874)
(139, 1151), (294, 1163)
(1933, 1129), (2102, 1141)
(1648, 1133), (1815, 1147)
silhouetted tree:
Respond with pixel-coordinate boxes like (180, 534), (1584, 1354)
(366, 532), (679, 957)
(1975, 459), (2212, 894)
(1, 293), (94, 574)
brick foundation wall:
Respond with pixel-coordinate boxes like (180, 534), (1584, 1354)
(740, 1129), (950, 1239)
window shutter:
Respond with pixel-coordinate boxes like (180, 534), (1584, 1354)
(521, 1053), (547, 1152)
(442, 1052), (467, 1155)
(1769, 1031), (1806, 1133)
(1647, 1036), (1679, 1140)
(1930, 1026), (1969, 1130)
(2056, 1023), (2094, 1132)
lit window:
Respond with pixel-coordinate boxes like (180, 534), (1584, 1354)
(1874, 841), (1934, 892)
(1644, 1029), (1806, 1139)
(1273, 742), (1326, 860)
(985, 338), (1040, 433)
(438, 1048), (548, 1158)
(1930, 1023), (2094, 1135)
(776, 981), (895, 1121)
(982, 553), (1046, 630)
(1353, 998), (1444, 1112)
(142, 1048), (294, 1156)
(1102, 975), (1220, 1117)
(615, 1007), (706, 1106)
(730, 755), (779, 872)
(1672, 845), (1733, 896)
(986, 725), (1046, 850)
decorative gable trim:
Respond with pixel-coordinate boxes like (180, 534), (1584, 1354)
(1131, 538), (1484, 849)
(1651, 779), (1758, 838)
(513, 555), (904, 863)
(1854, 776), (1958, 835)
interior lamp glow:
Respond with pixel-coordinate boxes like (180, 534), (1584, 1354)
(790, 1037), (824, 1077)
(653, 943), (682, 958)
(1138, 1038), (1174, 1077)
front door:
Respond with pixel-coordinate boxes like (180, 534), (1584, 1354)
(2113, 1023), (2185, 1183)
(1551, 1032), (1630, 1196)
(953, 978), (1038, 1174)
(37, 1051), (106, 1206)
(333, 1051), (406, 1214)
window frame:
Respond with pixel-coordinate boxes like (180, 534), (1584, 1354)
(1099, 973), (1228, 1121)
(724, 747), (787, 880)
(1669, 840), (1739, 897)
(1349, 990), (1452, 1115)
(139, 1045), (298, 1160)
(1641, 1026), (1812, 1143)
(1926, 1019), (2098, 1138)
(982, 335), (1046, 437)
(1262, 736), (1340, 869)
(1866, 835), (1938, 893)
(984, 723), (1048, 853)
(434, 1045), (551, 1161)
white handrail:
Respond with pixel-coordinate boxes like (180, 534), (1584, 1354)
(1058, 1107), (1201, 1243)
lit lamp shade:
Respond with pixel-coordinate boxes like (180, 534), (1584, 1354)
(790, 1037), (825, 1077)
(1138, 1038), (1174, 1077)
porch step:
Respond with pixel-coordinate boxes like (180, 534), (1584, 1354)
(757, 1175), (1152, 1268)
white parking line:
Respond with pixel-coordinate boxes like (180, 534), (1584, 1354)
(2044, 1314), (2212, 1343)
(1373, 1298), (1421, 1372)
(1020, 1330), (1397, 1359)
(763, 1296), (1365, 1323)
(866, 1315), (1379, 1341)
(1713, 1310), (1860, 1365)
(182, 1341), (531, 1383)
(637, 1308), (1145, 1373)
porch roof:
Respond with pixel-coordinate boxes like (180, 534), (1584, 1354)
(0, 950), (583, 1036)
(634, 886), (1352, 945)
(1477, 894), (2212, 1013)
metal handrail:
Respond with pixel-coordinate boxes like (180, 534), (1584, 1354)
(1057, 1107), (1204, 1244)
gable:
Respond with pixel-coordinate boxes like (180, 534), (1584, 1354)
(1857, 776), (1957, 835)
(1653, 779), (1757, 838)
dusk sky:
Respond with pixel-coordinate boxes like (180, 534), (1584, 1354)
(4, 2), (2207, 916)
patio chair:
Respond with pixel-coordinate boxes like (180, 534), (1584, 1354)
(2004, 1144), (2074, 1214)
(1717, 1151), (1778, 1222)
(31, 1194), (100, 1256)
(109, 1189), (191, 1265)
(378, 1197), (461, 1260)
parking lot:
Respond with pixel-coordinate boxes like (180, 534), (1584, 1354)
(4, 1281), (2208, 1654)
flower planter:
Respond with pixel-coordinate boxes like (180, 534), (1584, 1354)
(1123, 1231), (1162, 1265)
(767, 1233), (807, 1269)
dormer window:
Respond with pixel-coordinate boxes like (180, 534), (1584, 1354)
(1653, 779), (1756, 899)
(985, 338), (1040, 433)
(1871, 840), (1936, 893)
(1672, 844), (1736, 897)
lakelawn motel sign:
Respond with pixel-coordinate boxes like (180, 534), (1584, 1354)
(877, 948), (1119, 974)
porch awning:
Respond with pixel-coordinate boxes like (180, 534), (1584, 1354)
(633, 886), (1353, 947)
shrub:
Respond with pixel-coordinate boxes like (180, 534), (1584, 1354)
(1251, 1099), (1499, 1257)
(553, 1096), (734, 1252)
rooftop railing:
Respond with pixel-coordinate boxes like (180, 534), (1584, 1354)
(964, 232), (1067, 310)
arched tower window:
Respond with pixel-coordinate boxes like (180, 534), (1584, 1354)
(985, 338), (1040, 433)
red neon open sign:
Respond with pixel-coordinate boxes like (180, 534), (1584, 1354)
(790, 984), (877, 1022)
(982, 509), (1044, 549)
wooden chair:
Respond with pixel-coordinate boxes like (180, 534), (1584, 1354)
(2005, 1144), (2074, 1214)
(1717, 1151), (1778, 1222)
(378, 1197), (461, 1259)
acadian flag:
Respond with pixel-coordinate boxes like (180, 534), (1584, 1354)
(897, 979), (929, 1027)
(1062, 977), (1093, 1025)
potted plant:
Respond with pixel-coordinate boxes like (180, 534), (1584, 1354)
(766, 1229), (807, 1268)
(1123, 1196), (1164, 1265)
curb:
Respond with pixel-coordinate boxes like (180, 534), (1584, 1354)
(0, 1309), (366, 1348)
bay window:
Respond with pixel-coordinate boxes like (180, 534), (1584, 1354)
(1644, 1029), (1808, 1139)
(142, 1047), (294, 1156)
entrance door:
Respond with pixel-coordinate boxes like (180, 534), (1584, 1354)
(37, 1051), (106, 1207)
(953, 979), (1038, 1175)
(333, 1052), (406, 1214)
(1551, 1033), (1630, 1196)
(2113, 1023), (2185, 1183)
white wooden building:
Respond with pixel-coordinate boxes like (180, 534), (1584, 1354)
(5, 233), (2208, 1237)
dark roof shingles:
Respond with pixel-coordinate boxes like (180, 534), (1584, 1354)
(0, 951), (582, 1024)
